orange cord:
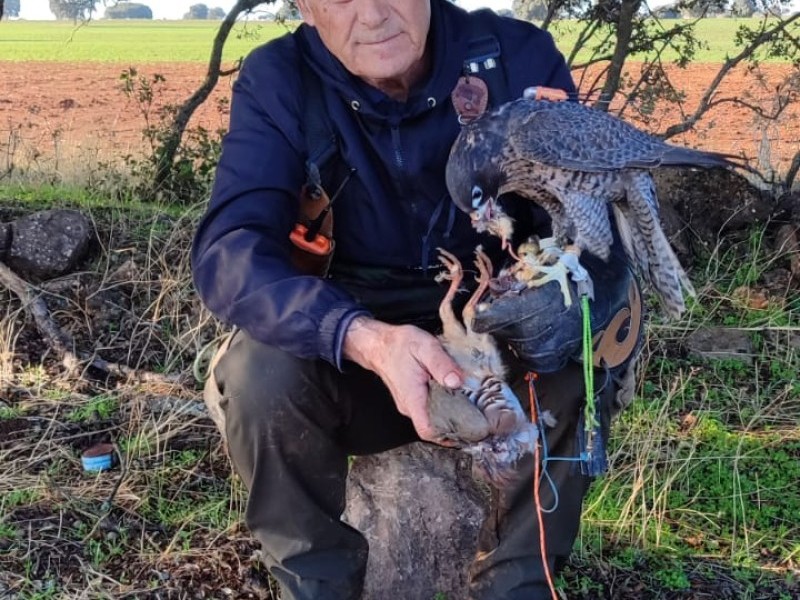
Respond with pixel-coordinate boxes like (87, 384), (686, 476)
(526, 372), (559, 600)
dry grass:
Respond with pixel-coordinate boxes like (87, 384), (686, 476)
(0, 193), (798, 598)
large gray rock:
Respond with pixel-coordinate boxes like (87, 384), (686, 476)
(686, 326), (755, 365)
(3, 209), (92, 280)
(344, 444), (488, 600)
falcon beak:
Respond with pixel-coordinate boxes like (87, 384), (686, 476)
(469, 196), (495, 229)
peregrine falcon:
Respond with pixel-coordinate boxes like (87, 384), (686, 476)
(446, 98), (745, 318)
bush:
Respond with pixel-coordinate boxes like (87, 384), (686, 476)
(104, 3), (153, 19)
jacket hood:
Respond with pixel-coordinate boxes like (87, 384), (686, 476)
(296, 0), (470, 121)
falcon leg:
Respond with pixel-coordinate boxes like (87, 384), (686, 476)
(525, 263), (574, 308)
(561, 245), (594, 300)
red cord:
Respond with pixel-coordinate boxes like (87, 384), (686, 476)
(527, 372), (559, 600)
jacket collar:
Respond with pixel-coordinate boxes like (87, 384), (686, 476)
(296, 0), (470, 121)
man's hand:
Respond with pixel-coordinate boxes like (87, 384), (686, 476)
(343, 316), (463, 442)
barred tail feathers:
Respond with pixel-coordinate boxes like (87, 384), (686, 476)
(623, 172), (694, 319)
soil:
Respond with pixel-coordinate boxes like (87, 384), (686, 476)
(0, 61), (798, 175)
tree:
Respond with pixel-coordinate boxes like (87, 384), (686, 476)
(49, 0), (98, 20)
(3, 0), (21, 18)
(105, 2), (153, 18)
(184, 3), (209, 19)
(513, 0), (551, 21)
(276, 0), (300, 21)
(731, 0), (757, 16)
(209, 6), (226, 19)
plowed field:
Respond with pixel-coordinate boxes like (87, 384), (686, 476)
(0, 60), (797, 177)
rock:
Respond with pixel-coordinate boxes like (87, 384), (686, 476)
(344, 443), (488, 600)
(686, 326), (755, 365)
(5, 209), (92, 280)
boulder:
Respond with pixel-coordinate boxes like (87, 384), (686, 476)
(3, 209), (92, 280)
(344, 444), (488, 600)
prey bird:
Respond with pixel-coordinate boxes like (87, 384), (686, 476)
(446, 98), (747, 318)
(427, 247), (538, 487)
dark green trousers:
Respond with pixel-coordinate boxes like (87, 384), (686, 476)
(213, 330), (611, 600)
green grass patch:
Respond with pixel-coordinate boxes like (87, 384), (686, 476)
(0, 182), (202, 217)
(0, 19), (287, 63)
(66, 394), (118, 423)
(1, 487), (41, 509)
(548, 17), (795, 64)
(0, 18), (795, 64)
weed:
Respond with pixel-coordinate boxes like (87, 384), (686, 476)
(0, 521), (19, 540)
(0, 405), (23, 419)
(119, 67), (226, 203)
(66, 394), (118, 423)
(1, 488), (40, 509)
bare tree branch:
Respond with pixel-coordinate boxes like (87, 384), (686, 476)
(661, 13), (800, 140)
(786, 150), (800, 191)
(0, 260), (185, 385)
(153, 0), (273, 193)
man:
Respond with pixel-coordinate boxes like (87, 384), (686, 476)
(192, 1), (633, 598)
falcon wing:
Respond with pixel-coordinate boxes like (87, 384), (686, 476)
(505, 99), (735, 172)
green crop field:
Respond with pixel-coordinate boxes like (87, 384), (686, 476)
(551, 17), (792, 63)
(0, 17), (792, 63)
(0, 19), (287, 62)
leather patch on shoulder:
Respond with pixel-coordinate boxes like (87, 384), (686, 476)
(451, 76), (488, 123)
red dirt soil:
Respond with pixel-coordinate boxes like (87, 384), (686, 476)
(1, 61), (797, 177)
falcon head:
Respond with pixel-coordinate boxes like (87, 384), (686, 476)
(446, 120), (514, 249)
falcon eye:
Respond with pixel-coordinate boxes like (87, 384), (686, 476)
(471, 185), (484, 209)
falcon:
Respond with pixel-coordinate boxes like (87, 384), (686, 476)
(427, 247), (538, 487)
(446, 98), (746, 318)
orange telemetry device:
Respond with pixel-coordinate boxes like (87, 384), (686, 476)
(290, 223), (333, 256)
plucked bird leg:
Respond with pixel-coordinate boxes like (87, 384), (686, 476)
(432, 247), (539, 487)
(435, 248), (468, 341)
(463, 246), (492, 331)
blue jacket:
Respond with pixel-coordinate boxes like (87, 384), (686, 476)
(191, 1), (576, 368)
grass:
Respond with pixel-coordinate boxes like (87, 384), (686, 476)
(0, 19), (289, 63)
(550, 17), (798, 64)
(0, 183), (797, 597)
(0, 17), (796, 63)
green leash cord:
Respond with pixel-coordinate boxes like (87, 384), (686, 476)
(581, 294), (598, 432)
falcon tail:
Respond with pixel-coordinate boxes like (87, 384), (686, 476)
(658, 147), (756, 174)
(615, 173), (697, 319)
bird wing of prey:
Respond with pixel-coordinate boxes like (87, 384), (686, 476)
(505, 100), (743, 172)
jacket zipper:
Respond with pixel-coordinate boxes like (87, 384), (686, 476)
(390, 122), (405, 172)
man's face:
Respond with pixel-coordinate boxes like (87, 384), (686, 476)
(297, 0), (431, 90)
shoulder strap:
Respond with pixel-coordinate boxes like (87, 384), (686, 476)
(299, 58), (338, 198)
(463, 10), (511, 108)
(290, 57), (338, 276)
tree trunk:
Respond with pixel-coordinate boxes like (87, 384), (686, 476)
(595, 0), (640, 111)
(152, 0), (270, 194)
